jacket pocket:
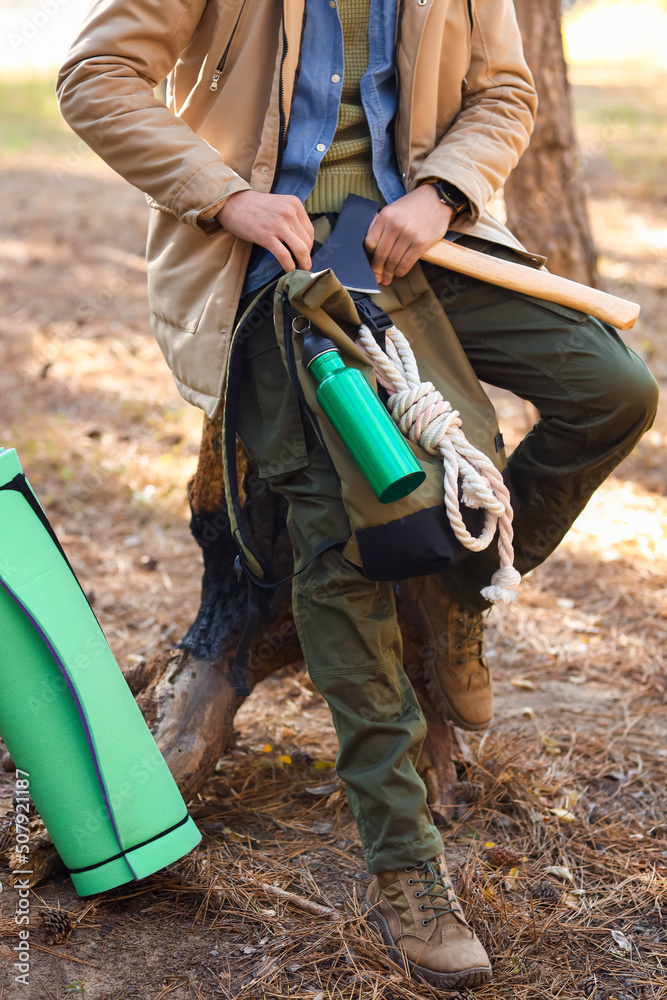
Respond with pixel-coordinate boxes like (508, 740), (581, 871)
(210, 0), (248, 91)
(146, 207), (233, 335)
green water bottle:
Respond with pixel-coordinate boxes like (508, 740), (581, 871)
(301, 326), (425, 503)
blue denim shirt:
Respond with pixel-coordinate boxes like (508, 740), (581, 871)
(244, 0), (404, 295)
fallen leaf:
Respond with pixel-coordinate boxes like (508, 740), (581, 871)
(482, 886), (497, 902)
(305, 781), (340, 796)
(262, 744), (273, 753)
(279, 755), (292, 765)
(521, 706), (535, 719)
(222, 826), (259, 844)
(314, 760), (336, 771)
(549, 808), (576, 822)
(611, 929), (631, 952)
(562, 891), (581, 909)
(504, 867), (521, 891)
(510, 676), (539, 690)
(563, 790), (580, 810)
(544, 865), (574, 882)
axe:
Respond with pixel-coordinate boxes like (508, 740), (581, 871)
(311, 195), (640, 331)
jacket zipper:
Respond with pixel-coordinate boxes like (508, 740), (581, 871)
(396, 0), (405, 43)
(467, 0), (473, 30)
(394, 0), (405, 183)
(210, 0), (248, 91)
(270, 0), (290, 192)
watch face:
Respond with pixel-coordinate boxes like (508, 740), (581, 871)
(436, 181), (467, 212)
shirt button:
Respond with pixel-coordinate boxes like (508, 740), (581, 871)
(316, 142), (326, 153)
(331, 73), (341, 84)
(261, 165), (269, 173)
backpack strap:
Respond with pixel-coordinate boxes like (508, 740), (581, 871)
(223, 284), (344, 697)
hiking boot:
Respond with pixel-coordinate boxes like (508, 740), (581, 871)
(398, 576), (493, 731)
(364, 856), (492, 989)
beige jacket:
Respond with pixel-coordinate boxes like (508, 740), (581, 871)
(58, 0), (538, 417)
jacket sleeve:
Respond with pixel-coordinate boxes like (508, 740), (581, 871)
(411, 0), (537, 224)
(57, 0), (252, 234)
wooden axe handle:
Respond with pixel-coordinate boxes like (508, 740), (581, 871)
(421, 239), (640, 330)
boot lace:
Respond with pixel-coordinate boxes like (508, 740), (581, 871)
(453, 609), (485, 663)
(406, 859), (463, 926)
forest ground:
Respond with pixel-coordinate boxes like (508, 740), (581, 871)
(0, 49), (666, 1000)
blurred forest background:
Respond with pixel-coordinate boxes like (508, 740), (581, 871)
(0, 2), (666, 999)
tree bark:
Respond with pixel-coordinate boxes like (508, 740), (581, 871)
(504, 0), (599, 285)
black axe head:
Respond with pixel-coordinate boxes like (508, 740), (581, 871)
(310, 194), (382, 295)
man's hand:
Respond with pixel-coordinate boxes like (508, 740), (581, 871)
(216, 191), (314, 272)
(364, 184), (454, 286)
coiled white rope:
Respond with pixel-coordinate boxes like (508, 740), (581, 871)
(356, 322), (521, 605)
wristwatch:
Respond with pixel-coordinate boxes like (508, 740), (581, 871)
(424, 178), (470, 217)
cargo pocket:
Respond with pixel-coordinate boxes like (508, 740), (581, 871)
(236, 327), (309, 482)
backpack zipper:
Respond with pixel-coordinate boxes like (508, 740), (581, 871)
(210, 0), (248, 91)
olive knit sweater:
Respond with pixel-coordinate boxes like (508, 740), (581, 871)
(304, 0), (384, 214)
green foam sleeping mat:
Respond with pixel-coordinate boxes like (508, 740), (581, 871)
(0, 448), (201, 895)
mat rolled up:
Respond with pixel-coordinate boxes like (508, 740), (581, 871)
(0, 447), (201, 896)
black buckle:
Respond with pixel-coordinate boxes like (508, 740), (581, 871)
(351, 293), (393, 338)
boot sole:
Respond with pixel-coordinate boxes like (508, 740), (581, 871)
(399, 585), (492, 732)
(364, 903), (493, 990)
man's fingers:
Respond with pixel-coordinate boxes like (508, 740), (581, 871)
(369, 226), (393, 280)
(290, 219), (315, 267)
(375, 231), (414, 284)
(364, 213), (383, 253)
(266, 236), (301, 274)
(294, 201), (315, 245)
(391, 243), (423, 280)
(284, 228), (312, 270)
(267, 228), (312, 272)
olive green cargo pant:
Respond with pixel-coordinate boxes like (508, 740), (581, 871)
(235, 239), (659, 874)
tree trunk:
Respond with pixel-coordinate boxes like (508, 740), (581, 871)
(504, 0), (599, 285)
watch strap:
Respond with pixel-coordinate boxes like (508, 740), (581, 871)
(425, 178), (469, 216)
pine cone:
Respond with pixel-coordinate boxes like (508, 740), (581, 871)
(486, 845), (522, 869)
(530, 881), (561, 904)
(39, 909), (73, 945)
(455, 781), (483, 804)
